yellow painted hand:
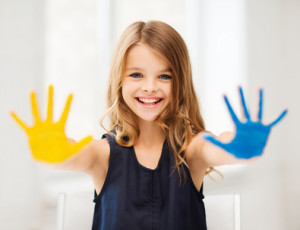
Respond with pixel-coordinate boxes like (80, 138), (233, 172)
(10, 85), (92, 163)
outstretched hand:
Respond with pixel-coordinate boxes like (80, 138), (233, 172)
(202, 87), (287, 159)
(10, 85), (92, 163)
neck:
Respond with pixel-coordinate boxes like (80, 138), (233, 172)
(136, 120), (165, 147)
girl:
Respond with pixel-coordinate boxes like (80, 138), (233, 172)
(11, 21), (287, 230)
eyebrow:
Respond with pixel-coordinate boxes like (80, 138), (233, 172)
(126, 67), (172, 73)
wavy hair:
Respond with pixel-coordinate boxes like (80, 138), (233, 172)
(101, 21), (213, 183)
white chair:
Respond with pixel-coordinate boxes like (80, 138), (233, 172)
(57, 192), (240, 230)
(204, 194), (240, 230)
(57, 191), (94, 230)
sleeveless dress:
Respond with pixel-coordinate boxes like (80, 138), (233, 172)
(92, 133), (207, 230)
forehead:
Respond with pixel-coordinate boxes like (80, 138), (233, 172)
(125, 43), (171, 72)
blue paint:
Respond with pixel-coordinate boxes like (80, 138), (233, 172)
(202, 87), (287, 159)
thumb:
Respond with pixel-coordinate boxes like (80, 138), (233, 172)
(202, 133), (226, 149)
(73, 135), (93, 152)
(10, 111), (29, 132)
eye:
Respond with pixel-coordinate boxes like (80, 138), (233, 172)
(130, 73), (142, 78)
(159, 74), (172, 80)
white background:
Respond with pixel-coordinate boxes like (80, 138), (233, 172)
(0, 0), (299, 229)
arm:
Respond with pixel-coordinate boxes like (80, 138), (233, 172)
(54, 138), (110, 175)
(187, 87), (287, 168)
(187, 131), (257, 168)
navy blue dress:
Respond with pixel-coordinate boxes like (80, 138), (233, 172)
(92, 133), (207, 230)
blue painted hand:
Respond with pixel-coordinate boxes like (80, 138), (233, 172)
(202, 87), (287, 159)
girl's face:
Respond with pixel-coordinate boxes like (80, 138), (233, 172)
(122, 43), (172, 123)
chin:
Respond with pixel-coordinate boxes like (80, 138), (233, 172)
(139, 117), (158, 123)
(137, 114), (159, 123)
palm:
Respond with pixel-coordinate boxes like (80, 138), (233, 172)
(11, 85), (92, 163)
(203, 87), (287, 159)
(27, 121), (79, 163)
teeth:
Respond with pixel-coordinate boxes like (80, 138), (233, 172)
(138, 98), (161, 103)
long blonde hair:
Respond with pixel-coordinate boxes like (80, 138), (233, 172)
(101, 21), (211, 182)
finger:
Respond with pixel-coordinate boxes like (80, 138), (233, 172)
(73, 136), (93, 152)
(239, 86), (250, 120)
(30, 91), (41, 123)
(10, 111), (29, 131)
(257, 88), (263, 121)
(268, 109), (288, 127)
(224, 95), (240, 124)
(58, 94), (73, 126)
(202, 134), (226, 149)
(46, 85), (54, 121)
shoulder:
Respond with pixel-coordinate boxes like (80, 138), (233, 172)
(92, 137), (110, 154)
(92, 137), (110, 162)
(87, 137), (110, 176)
(185, 133), (206, 162)
(185, 133), (208, 169)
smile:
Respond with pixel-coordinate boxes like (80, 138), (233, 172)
(135, 97), (163, 106)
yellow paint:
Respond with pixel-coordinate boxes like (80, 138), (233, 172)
(10, 85), (92, 163)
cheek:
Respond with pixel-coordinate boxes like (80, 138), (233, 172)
(121, 81), (133, 104)
(121, 86), (128, 103)
(165, 84), (172, 101)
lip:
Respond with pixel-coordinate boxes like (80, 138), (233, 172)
(135, 97), (164, 108)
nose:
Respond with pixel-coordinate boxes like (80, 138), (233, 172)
(141, 78), (157, 93)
